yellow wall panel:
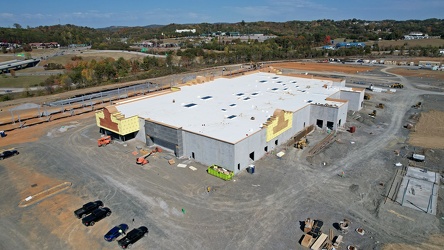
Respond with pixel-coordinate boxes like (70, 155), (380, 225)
(265, 110), (293, 142)
(95, 108), (139, 135)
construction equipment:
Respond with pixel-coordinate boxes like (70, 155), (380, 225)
(369, 110), (377, 117)
(412, 102), (422, 109)
(364, 93), (371, 100)
(136, 147), (162, 165)
(377, 103), (384, 109)
(295, 138), (309, 149)
(97, 136), (112, 147)
(390, 83), (404, 88)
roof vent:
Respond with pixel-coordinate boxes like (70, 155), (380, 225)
(201, 96), (213, 100)
(184, 103), (197, 108)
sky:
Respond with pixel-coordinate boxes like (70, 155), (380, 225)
(0, 0), (442, 28)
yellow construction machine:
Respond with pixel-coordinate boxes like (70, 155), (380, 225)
(369, 110), (377, 117)
(364, 93), (371, 100)
(390, 83), (404, 88)
(295, 138), (309, 149)
(377, 103), (384, 109)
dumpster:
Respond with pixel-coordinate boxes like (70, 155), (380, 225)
(207, 165), (234, 181)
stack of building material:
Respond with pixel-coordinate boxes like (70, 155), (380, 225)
(310, 233), (327, 250)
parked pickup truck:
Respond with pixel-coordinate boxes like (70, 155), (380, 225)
(82, 207), (112, 226)
(74, 200), (104, 219)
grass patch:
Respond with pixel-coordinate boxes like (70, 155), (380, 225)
(0, 75), (49, 88)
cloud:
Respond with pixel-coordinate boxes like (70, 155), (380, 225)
(0, 12), (14, 18)
(227, 0), (336, 22)
(22, 13), (52, 20)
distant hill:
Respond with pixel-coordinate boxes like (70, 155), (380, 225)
(0, 19), (442, 46)
(98, 24), (165, 31)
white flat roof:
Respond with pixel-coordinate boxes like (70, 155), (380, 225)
(115, 72), (348, 143)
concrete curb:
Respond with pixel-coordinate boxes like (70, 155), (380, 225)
(18, 182), (72, 208)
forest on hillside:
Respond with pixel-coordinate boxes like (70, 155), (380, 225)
(1, 19), (443, 46)
(0, 19), (443, 102)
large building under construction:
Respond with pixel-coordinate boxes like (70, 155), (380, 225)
(95, 71), (364, 174)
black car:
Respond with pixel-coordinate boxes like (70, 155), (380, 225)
(82, 207), (111, 226)
(74, 200), (104, 219)
(117, 226), (148, 249)
(0, 149), (19, 160)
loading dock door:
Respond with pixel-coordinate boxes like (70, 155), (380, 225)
(327, 121), (334, 130)
(316, 119), (323, 128)
(249, 152), (255, 161)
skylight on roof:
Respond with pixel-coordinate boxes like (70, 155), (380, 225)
(243, 97), (251, 101)
(184, 103), (197, 108)
(221, 108), (227, 112)
(236, 93), (244, 96)
(227, 115), (237, 119)
(229, 103), (237, 107)
(260, 80), (267, 83)
(272, 77), (279, 79)
(201, 96), (213, 100)
(251, 92), (259, 96)
(271, 88), (279, 91)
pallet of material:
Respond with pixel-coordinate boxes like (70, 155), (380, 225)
(301, 234), (314, 247)
(304, 218), (314, 233)
(310, 233), (328, 250)
(333, 235), (343, 247)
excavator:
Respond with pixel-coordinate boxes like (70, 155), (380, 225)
(136, 147), (162, 165)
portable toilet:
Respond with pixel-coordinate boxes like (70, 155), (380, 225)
(248, 164), (255, 174)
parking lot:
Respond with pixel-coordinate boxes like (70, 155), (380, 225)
(0, 65), (443, 249)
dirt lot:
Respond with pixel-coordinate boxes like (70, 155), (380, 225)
(388, 67), (444, 81)
(272, 62), (374, 74)
(0, 62), (443, 250)
(409, 110), (444, 149)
